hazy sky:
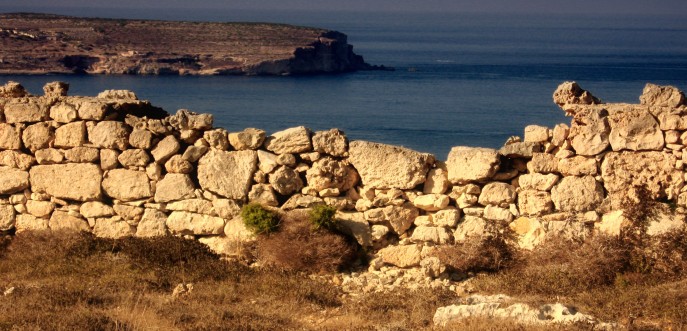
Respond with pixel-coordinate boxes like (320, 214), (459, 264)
(3, 0), (687, 15)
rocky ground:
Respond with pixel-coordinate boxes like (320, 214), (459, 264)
(0, 13), (379, 75)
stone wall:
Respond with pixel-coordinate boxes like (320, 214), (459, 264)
(0, 80), (686, 267)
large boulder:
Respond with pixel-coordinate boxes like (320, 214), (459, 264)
(102, 169), (152, 201)
(197, 149), (257, 200)
(22, 122), (54, 152)
(3, 100), (49, 123)
(348, 141), (434, 189)
(568, 108), (610, 156)
(552, 81), (601, 108)
(263, 126), (312, 154)
(0, 166), (29, 194)
(54, 121), (86, 148)
(30, 163), (102, 201)
(639, 83), (685, 107)
(446, 147), (499, 184)
(551, 176), (604, 212)
(608, 106), (664, 151)
(601, 151), (683, 200)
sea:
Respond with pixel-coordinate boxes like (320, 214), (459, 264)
(2, 8), (687, 160)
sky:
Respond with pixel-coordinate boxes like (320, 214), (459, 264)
(2, 0), (687, 16)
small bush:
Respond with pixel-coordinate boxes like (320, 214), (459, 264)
(308, 204), (337, 230)
(241, 203), (279, 234)
(434, 228), (518, 274)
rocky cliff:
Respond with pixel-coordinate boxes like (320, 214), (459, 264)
(0, 80), (685, 270)
(0, 13), (382, 75)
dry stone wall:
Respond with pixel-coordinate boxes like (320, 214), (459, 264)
(1, 80), (686, 267)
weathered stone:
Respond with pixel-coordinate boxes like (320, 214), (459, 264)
(517, 190), (553, 216)
(128, 129), (153, 150)
(371, 224), (390, 240)
(30, 163), (102, 201)
(335, 211), (371, 247)
(167, 109), (212, 130)
(0, 205), (15, 231)
(608, 106), (664, 151)
(305, 157), (359, 192)
(269, 166), (304, 196)
(15, 214), (49, 233)
(0, 81), (28, 98)
(510, 217), (546, 250)
(551, 176), (604, 212)
(281, 194), (323, 210)
(0, 150), (34, 170)
(93, 217), (135, 238)
(276, 153), (296, 167)
(102, 169), (152, 201)
(228, 128), (266, 150)
(349, 140), (433, 189)
(446, 146), (500, 184)
(182, 145), (208, 163)
(35, 148), (64, 164)
(384, 204), (420, 235)
(49, 211), (89, 232)
(117, 149), (150, 167)
(413, 194), (450, 211)
(312, 128), (347, 157)
(151, 135), (180, 163)
(0, 166), (29, 194)
(212, 199), (242, 219)
(203, 129), (230, 150)
(257, 150), (279, 174)
(25, 200), (54, 218)
(49, 103), (78, 123)
(64, 147), (99, 163)
(263, 126), (312, 154)
(248, 184), (279, 207)
(454, 215), (488, 242)
(3, 100), (49, 123)
(601, 151), (683, 200)
(166, 199), (215, 215)
(54, 121), (86, 148)
(558, 156), (597, 176)
(22, 122), (54, 152)
(423, 167), (450, 194)
(433, 209), (461, 228)
(524, 125), (550, 143)
(553, 81), (601, 107)
(166, 211), (225, 235)
(136, 208), (168, 237)
(640, 83), (685, 107)
(76, 99), (109, 120)
(527, 153), (559, 174)
(80, 201), (115, 218)
(154, 173), (196, 203)
(43, 81), (69, 97)
(483, 205), (513, 222)
(518, 173), (559, 191)
(478, 183), (516, 206)
(596, 210), (629, 237)
(410, 226), (451, 244)
(378, 244), (422, 268)
(498, 142), (542, 158)
(100, 149), (119, 170)
(569, 108), (610, 156)
(0, 123), (21, 150)
(198, 149), (257, 200)
(89, 121), (130, 150)
(551, 123), (570, 147)
(165, 155), (193, 174)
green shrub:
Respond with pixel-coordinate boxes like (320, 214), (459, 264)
(308, 204), (337, 230)
(241, 203), (279, 234)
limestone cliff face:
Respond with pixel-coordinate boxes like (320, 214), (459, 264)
(0, 13), (381, 76)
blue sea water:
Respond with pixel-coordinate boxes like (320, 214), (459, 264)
(2, 8), (687, 159)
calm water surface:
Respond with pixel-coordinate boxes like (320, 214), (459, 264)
(2, 9), (686, 159)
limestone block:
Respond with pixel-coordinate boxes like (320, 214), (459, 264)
(167, 109), (213, 130)
(640, 83), (685, 107)
(413, 194), (450, 211)
(203, 129), (230, 150)
(166, 199), (215, 215)
(509, 217), (546, 250)
(100, 149), (119, 170)
(551, 123), (570, 147)
(0, 204), (15, 231)
(22, 122), (54, 151)
(35, 148), (64, 165)
(164, 155), (193, 174)
(378, 244), (422, 268)
(93, 217), (136, 238)
(569, 108), (610, 156)
(558, 156), (597, 176)
(384, 204), (420, 234)
(518, 173), (559, 191)
(197, 149), (257, 200)
(312, 128), (348, 157)
(182, 145), (208, 163)
(0, 123), (21, 150)
(49, 103), (78, 123)
(257, 150), (279, 173)
(89, 121), (130, 150)
(410, 226), (451, 244)
(54, 121), (86, 148)
(433, 209), (461, 228)
(483, 205), (513, 222)
(551, 176), (604, 212)
(268, 166), (303, 196)
(49, 211), (89, 232)
(478, 182), (516, 206)
(3, 100), (49, 123)
(454, 215), (487, 242)
(524, 125), (550, 143)
(30, 163), (102, 201)
(64, 147), (99, 163)
(498, 142), (543, 158)
(263, 126), (312, 154)
(136, 208), (168, 237)
(76, 99), (109, 120)
(371, 224), (389, 240)
(608, 106), (664, 151)
(335, 211), (372, 247)
(151, 135), (181, 163)
(349, 140), (433, 189)
(601, 151), (683, 199)
(596, 210), (629, 237)
(228, 128), (266, 150)
(517, 190), (553, 216)
(15, 214), (49, 233)
(552, 81), (601, 107)
(446, 146), (499, 184)
(118, 149), (150, 167)
(128, 129), (153, 150)
(0, 166), (29, 194)
(102, 169), (152, 201)
(154, 173), (196, 203)
(212, 199), (242, 219)
(113, 204), (144, 221)
(80, 201), (115, 218)
(248, 184), (279, 207)
(423, 167), (450, 194)
(305, 157), (359, 192)
(166, 211), (225, 235)
(25, 200), (54, 218)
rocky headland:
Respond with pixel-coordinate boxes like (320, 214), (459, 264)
(0, 13), (385, 75)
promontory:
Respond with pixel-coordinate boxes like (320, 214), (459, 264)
(0, 13), (383, 75)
